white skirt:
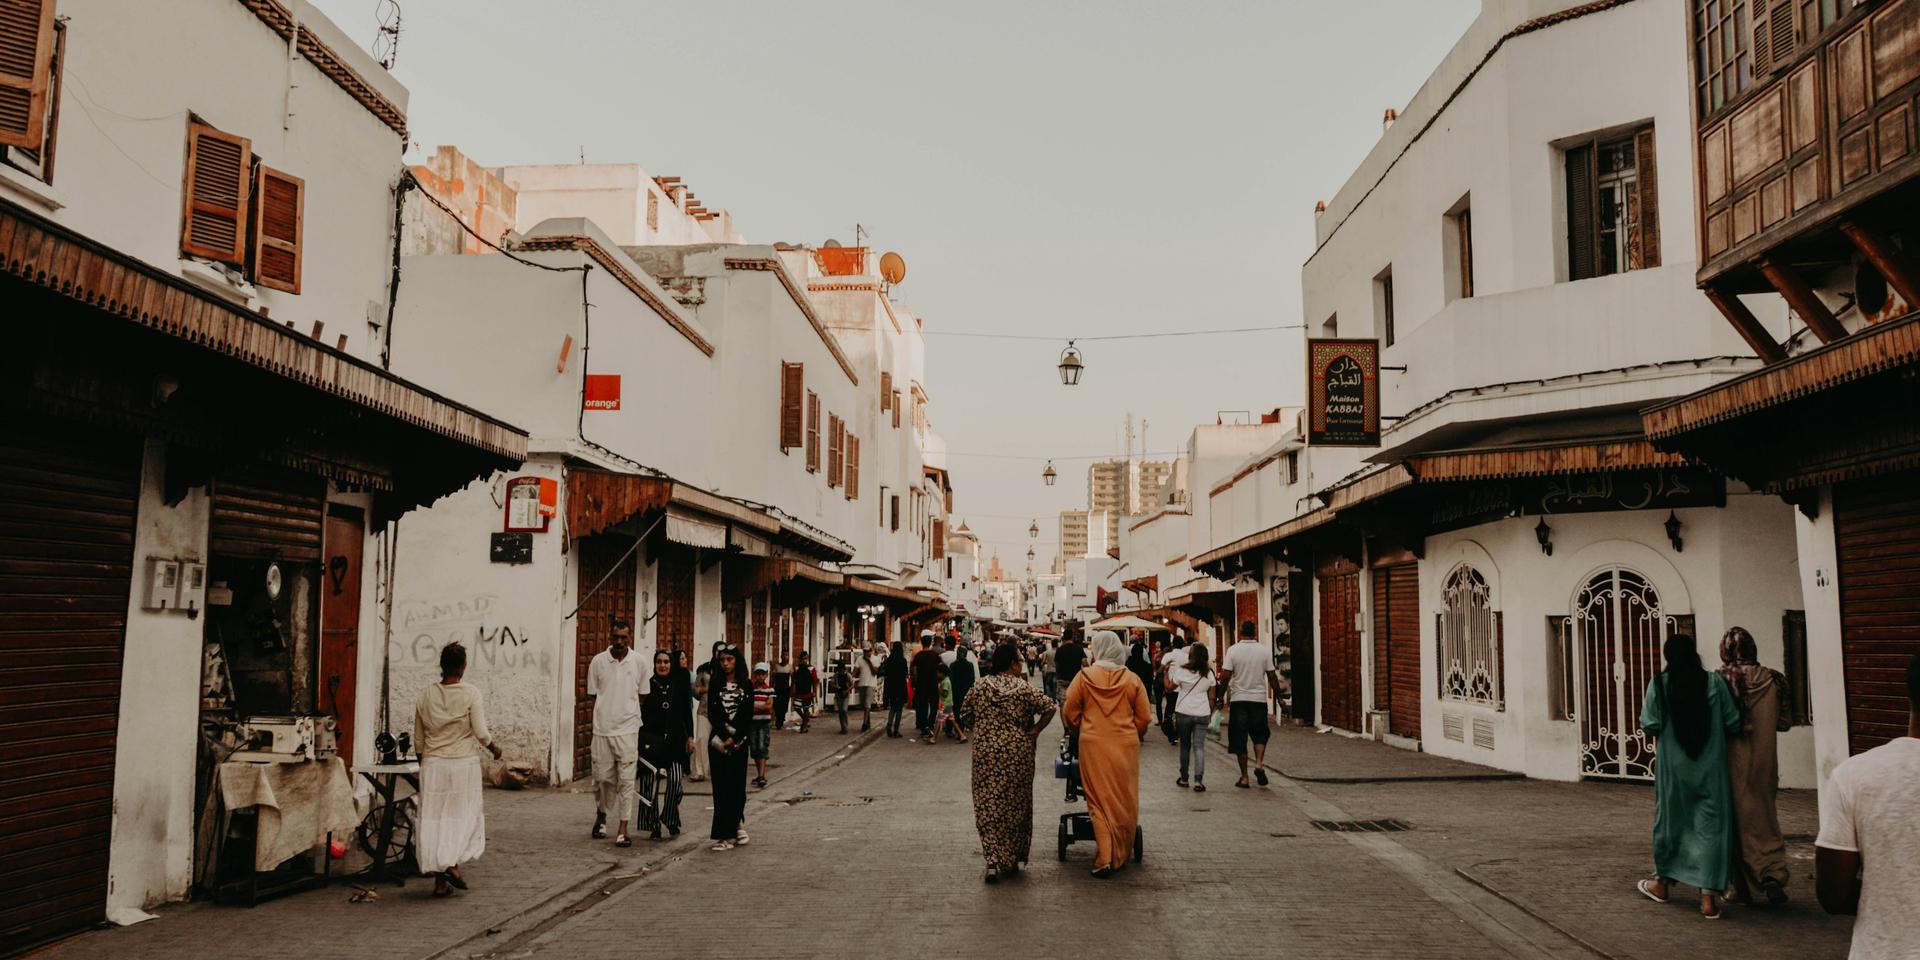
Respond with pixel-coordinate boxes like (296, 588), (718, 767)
(415, 754), (486, 874)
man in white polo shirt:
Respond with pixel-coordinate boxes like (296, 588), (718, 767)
(585, 618), (645, 847)
(1216, 620), (1282, 789)
(1816, 652), (1920, 959)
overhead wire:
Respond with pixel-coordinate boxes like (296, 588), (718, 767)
(923, 324), (1304, 342)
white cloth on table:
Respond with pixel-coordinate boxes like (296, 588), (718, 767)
(217, 757), (358, 871)
(415, 754), (487, 874)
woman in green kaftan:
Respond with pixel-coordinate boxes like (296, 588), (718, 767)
(1635, 634), (1743, 919)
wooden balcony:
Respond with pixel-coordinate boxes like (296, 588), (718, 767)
(1692, 0), (1920, 359)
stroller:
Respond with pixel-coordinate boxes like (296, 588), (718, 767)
(1054, 730), (1144, 863)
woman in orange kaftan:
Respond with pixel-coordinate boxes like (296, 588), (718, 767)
(1062, 630), (1153, 878)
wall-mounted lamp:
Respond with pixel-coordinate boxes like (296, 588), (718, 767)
(1664, 510), (1684, 552)
(1535, 517), (1554, 557)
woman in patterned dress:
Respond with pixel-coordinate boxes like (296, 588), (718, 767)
(959, 643), (1057, 884)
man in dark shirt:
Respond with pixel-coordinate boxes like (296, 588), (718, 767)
(911, 634), (943, 740)
(1054, 629), (1087, 696)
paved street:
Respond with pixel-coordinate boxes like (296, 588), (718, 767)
(37, 722), (1853, 960)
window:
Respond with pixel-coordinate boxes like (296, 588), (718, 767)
(881, 371), (891, 412)
(890, 495), (900, 531)
(1438, 565), (1501, 708)
(646, 191), (659, 231)
(0, 7), (62, 183)
(1443, 196), (1473, 302)
(1566, 125), (1659, 281)
(878, 486), (889, 526)
(804, 392), (820, 471)
(182, 122), (253, 266)
(1546, 615), (1575, 721)
(1693, 0), (1754, 117)
(1781, 610), (1811, 726)
(1283, 451), (1299, 486)
(826, 414), (843, 487)
(845, 434), (859, 500)
(779, 363), (805, 451)
(891, 390), (902, 429)
(1373, 267), (1395, 347)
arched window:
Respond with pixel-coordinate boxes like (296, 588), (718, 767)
(1438, 565), (1501, 708)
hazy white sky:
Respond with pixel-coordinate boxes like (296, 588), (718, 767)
(312, 0), (1480, 569)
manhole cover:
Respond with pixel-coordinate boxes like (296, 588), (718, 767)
(1310, 818), (1410, 833)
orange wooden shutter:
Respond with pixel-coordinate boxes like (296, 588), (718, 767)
(846, 434), (859, 501)
(881, 371), (892, 411)
(1631, 126), (1660, 270)
(892, 391), (901, 429)
(779, 362), (805, 450)
(805, 392), (820, 471)
(932, 519), (946, 560)
(827, 415), (842, 487)
(181, 122), (251, 264)
(0, 0), (56, 150)
(251, 166), (304, 293)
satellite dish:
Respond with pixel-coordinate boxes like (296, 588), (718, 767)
(880, 251), (907, 284)
(823, 239), (843, 248)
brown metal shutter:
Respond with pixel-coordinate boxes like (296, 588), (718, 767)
(1835, 474), (1920, 754)
(0, 432), (139, 948)
(1318, 565), (1363, 733)
(655, 544), (696, 657)
(209, 469), (324, 561)
(574, 536), (636, 777)
(1371, 562), (1421, 739)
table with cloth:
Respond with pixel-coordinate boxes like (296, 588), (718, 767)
(217, 757), (358, 872)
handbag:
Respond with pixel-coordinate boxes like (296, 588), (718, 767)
(1207, 709), (1223, 737)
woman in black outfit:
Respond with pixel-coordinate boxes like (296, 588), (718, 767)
(882, 641), (910, 738)
(639, 650), (692, 841)
(706, 646), (754, 851)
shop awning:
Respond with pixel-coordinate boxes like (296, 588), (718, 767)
(0, 202), (526, 462)
(665, 507), (728, 549)
(1192, 508), (1334, 568)
(841, 576), (931, 611)
(1407, 439), (1686, 482)
(1121, 575), (1159, 596)
(1644, 312), (1920, 441)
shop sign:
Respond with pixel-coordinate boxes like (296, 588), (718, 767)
(1307, 338), (1379, 446)
(505, 476), (557, 532)
(583, 374), (622, 411)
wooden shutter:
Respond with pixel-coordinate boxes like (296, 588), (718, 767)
(182, 122), (251, 264)
(892, 391), (901, 429)
(845, 434), (859, 500)
(1631, 127), (1659, 270)
(827, 415), (842, 487)
(779, 362), (804, 451)
(1767, 0), (1795, 69)
(890, 495), (900, 531)
(881, 372), (892, 411)
(251, 166), (304, 293)
(805, 392), (820, 472)
(1752, 1), (1774, 75)
(0, 0), (55, 150)
(1565, 142), (1598, 281)
(932, 519), (946, 560)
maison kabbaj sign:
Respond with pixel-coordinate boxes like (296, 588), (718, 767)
(1307, 338), (1380, 446)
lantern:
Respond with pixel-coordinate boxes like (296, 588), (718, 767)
(1042, 461), (1057, 486)
(1058, 341), (1084, 386)
(1029, 520), (1039, 538)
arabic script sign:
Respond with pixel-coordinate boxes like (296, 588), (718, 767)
(1307, 338), (1379, 446)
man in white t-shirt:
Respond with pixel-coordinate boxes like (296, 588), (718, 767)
(1816, 652), (1920, 959)
(585, 618), (645, 846)
(1156, 636), (1189, 743)
(1215, 620), (1282, 789)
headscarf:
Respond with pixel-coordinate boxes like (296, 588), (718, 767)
(1717, 625), (1779, 712)
(1089, 630), (1127, 670)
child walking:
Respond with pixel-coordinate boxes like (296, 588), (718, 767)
(750, 663), (774, 789)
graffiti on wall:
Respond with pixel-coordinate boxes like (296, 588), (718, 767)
(391, 593), (549, 673)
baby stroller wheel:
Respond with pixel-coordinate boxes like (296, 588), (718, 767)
(1133, 826), (1144, 864)
(1057, 819), (1070, 862)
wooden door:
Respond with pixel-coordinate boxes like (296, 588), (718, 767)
(1318, 569), (1363, 732)
(320, 510), (364, 762)
(0, 432), (139, 948)
(1371, 562), (1421, 739)
(1835, 474), (1920, 754)
(574, 537), (636, 777)
(656, 544), (696, 657)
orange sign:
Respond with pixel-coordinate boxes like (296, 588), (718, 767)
(583, 374), (621, 411)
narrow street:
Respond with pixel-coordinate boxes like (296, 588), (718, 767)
(39, 724), (1852, 960)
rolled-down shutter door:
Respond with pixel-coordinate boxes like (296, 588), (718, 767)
(210, 469), (324, 561)
(0, 432), (139, 949)
(1835, 475), (1920, 755)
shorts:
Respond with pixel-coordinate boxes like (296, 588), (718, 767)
(749, 723), (771, 760)
(1227, 701), (1270, 754)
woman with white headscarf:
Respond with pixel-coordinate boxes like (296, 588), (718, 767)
(1062, 630), (1153, 878)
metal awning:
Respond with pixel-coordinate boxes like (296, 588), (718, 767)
(0, 202), (526, 461)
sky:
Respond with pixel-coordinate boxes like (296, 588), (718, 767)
(312, 0), (1481, 571)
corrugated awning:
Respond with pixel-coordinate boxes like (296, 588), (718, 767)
(0, 202), (526, 461)
(1643, 311), (1920, 440)
(568, 470), (673, 539)
(1408, 439), (1685, 481)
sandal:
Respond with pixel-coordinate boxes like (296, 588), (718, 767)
(614, 834), (631, 848)
(1636, 878), (1669, 903)
(1255, 769), (1269, 786)
(711, 840), (735, 851)
(735, 830), (750, 846)
(1234, 780), (1251, 789)
(1176, 777), (1190, 789)
(433, 877), (452, 898)
(591, 822), (607, 840)
(443, 869), (467, 891)
(1194, 782), (1206, 793)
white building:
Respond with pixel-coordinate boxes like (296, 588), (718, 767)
(1192, 0), (1814, 786)
(0, 0), (527, 941)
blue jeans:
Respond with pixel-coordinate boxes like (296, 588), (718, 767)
(1176, 713), (1207, 782)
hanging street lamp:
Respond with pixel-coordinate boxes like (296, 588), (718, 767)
(1042, 461), (1057, 486)
(1058, 341), (1084, 386)
(1029, 520), (1039, 538)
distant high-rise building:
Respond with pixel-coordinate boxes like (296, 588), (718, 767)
(1137, 460), (1176, 512)
(1059, 510), (1089, 559)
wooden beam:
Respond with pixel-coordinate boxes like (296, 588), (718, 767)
(1703, 285), (1787, 362)
(1758, 257), (1848, 343)
(1839, 219), (1920, 314)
